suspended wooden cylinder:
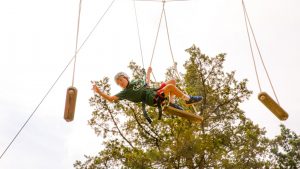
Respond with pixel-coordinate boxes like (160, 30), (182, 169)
(164, 106), (203, 123)
(258, 92), (288, 121)
(64, 87), (78, 122)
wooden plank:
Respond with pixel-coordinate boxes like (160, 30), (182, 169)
(258, 92), (288, 121)
(163, 106), (203, 123)
(64, 87), (78, 122)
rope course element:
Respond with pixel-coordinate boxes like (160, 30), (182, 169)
(133, 0), (145, 69)
(134, 0), (191, 83)
(242, 0), (280, 104)
(64, 0), (83, 122)
(148, 1), (167, 82)
(243, 4), (261, 92)
(162, 4), (199, 115)
(134, 0), (200, 116)
(149, 1), (165, 67)
(242, 0), (288, 121)
(0, 0), (117, 160)
(72, 0), (83, 87)
(1, 0), (288, 161)
(135, 0), (191, 2)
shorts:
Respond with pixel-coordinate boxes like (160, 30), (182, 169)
(157, 82), (166, 96)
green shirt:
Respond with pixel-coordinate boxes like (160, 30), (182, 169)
(115, 80), (156, 106)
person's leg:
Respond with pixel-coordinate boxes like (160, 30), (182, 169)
(159, 80), (184, 110)
(164, 80), (176, 103)
(162, 84), (203, 105)
(162, 84), (190, 101)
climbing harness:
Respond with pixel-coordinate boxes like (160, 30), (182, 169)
(141, 83), (167, 124)
(134, 0), (165, 123)
(134, 0), (202, 123)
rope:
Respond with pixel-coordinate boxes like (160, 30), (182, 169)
(242, 1), (262, 92)
(163, 8), (181, 79)
(133, 0), (145, 69)
(148, 1), (166, 82)
(135, 0), (191, 2)
(0, 0), (116, 160)
(133, 0), (148, 83)
(149, 1), (165, 66)
(163, 6), (198, 114)
(72, 0), (83, 87)
(242, 0), (280, 104)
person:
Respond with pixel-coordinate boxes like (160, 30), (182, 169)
(92, 67), (203, 111)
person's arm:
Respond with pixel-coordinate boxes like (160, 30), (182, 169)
(146, 67), (152, 85)
(92, 84), (119, 102)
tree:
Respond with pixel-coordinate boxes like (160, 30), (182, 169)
(269, 125), (300, 169)
(74, 45), (299, 169)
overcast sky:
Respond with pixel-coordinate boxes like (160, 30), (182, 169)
(0, 0), (299, 168)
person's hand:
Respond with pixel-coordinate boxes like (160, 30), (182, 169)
(92, 84), (100, 93)
(147, 67), (152, 74)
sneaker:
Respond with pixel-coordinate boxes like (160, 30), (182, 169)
(185, 96), (203, 105)
(169, 103), (184, 110)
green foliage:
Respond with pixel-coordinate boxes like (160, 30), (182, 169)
(269, 125), (300, 169)
(74, 45), (300, 169)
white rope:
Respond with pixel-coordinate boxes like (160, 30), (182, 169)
(163, 5), (199, 114)
(242, 0), (262, 92)
(133, 0), (145, 69)
(149, 1), (165, 67)
(0, 0), (117, 160)
(72, 0), (83, 87)
(242, 0), (280, 104)
(149, 1), (166, 83)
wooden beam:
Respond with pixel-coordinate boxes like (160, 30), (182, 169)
(64, 87), (78, 122)
(258, 92), (288, 121)
(163, 106), (203, 123)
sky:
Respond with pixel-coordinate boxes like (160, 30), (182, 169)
(0, 0), (299, 168)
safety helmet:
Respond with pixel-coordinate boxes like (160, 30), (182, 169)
(114, 72), (130, 81)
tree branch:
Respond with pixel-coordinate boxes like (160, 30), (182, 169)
(129, 106), (161, 149)
(104, 103), (135, 149)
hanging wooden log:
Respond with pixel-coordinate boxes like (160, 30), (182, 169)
(258, 92), (288, 121)
(163, 106), (203, 123)
(64, 87), (78, 122)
